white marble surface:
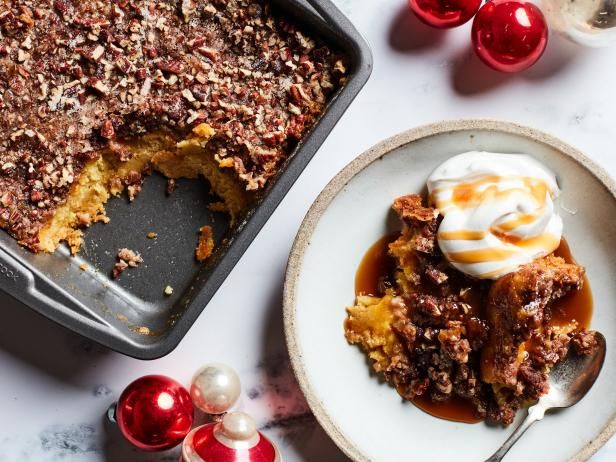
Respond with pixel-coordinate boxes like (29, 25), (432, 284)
(1, 1), (616, 461)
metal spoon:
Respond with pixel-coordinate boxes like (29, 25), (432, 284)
(484, 332), (606, 462)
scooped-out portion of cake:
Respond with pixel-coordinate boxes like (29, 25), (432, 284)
(0, 0), (346, 253)
(37, 123), (246, 253)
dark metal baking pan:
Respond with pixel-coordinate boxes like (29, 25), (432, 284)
(0, 0), (372, 359)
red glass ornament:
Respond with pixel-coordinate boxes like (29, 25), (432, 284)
(471, 0), (548, 72)
(408, 0), (482, 28)
(182, 412), (281, 462)
(116, 375), (194, 451)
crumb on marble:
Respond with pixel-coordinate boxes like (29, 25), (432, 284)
(93, 385), (111, 397)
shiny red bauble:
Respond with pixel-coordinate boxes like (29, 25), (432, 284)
(116, 375), (194, 451)
(408, 0), (482, 28)
(471, 0), (548, 72)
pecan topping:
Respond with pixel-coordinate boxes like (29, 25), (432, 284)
(0, 0), (346, 250)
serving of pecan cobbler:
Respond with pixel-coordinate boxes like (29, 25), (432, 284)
(344, 152), (600, 424)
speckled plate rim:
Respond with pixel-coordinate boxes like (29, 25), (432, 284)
(283, 119), (616, 462)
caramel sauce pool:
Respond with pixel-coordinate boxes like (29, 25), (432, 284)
(355, 234), (398, 297)
(552, 239), (593, 329)
(355, 235), (593, 424)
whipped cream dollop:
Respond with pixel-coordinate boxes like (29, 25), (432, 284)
(427, 151), (563, 279)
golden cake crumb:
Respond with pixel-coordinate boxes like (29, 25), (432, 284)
(196, 225), (215, 262)
(164, 286), (174, 296)
(345, 295), (401, 373)
(147, 232), (158, 239)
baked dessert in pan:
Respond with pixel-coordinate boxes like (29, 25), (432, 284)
(0, 0), (346, 254)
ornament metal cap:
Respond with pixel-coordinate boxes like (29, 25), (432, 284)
(182, 412), (282, 462)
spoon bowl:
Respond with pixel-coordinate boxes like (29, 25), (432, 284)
(545, 332), (607, 409)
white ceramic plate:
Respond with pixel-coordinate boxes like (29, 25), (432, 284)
(284, 120), (616, 462)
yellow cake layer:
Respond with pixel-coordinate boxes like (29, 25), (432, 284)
(37, 124), (251, 254)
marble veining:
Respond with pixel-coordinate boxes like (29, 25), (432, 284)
(1, 0), (616, 461)
(39, 425), (100, 459)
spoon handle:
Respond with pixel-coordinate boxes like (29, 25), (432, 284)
(483, 403), (547, 462)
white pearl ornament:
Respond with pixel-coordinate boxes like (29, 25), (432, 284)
(216, 412), (260, 448)
(190, 363), (241, 414)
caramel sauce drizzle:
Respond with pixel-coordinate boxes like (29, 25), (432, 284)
(432, 175), (549, 211)
(438, 230), (486, 241)
(446, 247), (519, 264)
(441, 232), (560, 270)
(492, 210), (544, 233)
(432, 175), (558, 275)
(491, 231), (560, 251)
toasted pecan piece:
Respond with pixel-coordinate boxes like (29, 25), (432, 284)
(392, 194), (437, 223)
